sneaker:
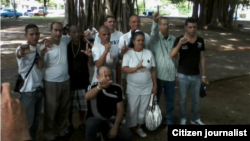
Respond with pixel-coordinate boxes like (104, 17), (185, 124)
(180, 118), (186, 125)
(136, 128), (147, 137)
(191, 119), (205, 125)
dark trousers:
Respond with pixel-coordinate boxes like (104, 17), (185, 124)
(85, 117), (133, 141)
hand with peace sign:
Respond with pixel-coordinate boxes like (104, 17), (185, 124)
(18, 43), (36, 56)
(40, 39), (52, 57)
(97, 70), (113, 89)
(81, 43), (92, 57)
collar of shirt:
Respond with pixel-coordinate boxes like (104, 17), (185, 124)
(128, 29), (141, 39)
(159, 32), (172, 41)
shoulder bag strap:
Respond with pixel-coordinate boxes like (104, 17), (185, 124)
(24, 48), (39, 79)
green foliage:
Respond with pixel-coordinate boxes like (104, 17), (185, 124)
(48, 0), (57, 7)
(136, 1), (145, 15)
(176, 1), (190, 16)
(169, 0), (186, 4)
(160, 0), (171, 5)
(1, 0), (10, 6)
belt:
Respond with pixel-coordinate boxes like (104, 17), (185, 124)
(36, 86), (43, 92)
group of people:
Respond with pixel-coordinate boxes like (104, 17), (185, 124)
(13, 11), (206, 141)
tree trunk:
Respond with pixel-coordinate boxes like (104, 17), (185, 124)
(14, 0), (17, 19)
(135, 0), (138, 15)
(199, 0), (238, 30)
(66, 0), (135, 33)
(192, 0), (199, 21)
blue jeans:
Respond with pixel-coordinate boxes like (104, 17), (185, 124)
(178, 73), (201, 121)
(156, 79), (175, 125)
(19, 89), (43, 140)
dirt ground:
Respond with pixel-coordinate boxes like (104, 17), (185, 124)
(1, 17), (250, 141)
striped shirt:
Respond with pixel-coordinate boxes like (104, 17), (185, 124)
(147, 22), (177, 81)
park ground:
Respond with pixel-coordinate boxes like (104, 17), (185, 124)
(1, 17), (250, 141)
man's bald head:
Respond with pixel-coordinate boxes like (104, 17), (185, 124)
(96, 66), (112, 84)
(97, 66), (110, 75)
(99, 26), (109, 32)
(98, 26), (111, 44)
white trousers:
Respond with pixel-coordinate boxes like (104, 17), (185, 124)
(125, 94), (151, 127)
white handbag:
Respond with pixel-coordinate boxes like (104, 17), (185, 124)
(145, 94), (162, 131)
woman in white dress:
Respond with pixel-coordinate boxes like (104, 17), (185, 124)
(122, 31), (157, 137)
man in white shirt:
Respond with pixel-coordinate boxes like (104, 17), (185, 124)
(87, 25), (98, 39)
(118, 15), (151, 59)
(94, 15), (123, 84)
(91, 26), (119, 84)
(40, 22), (72, 141)
(118, 15), (151, 103)
(15, 24), (51, 140)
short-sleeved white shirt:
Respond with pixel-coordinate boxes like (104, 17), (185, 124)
(122, 49), (156, 95)
(16, 44), (43, 92)
(44, 36), (71, 82)
(87, 28), (98, 38)
(91, 43), (119, 84)
(118, 30), (151, 54)
(94, 30), (123, 46)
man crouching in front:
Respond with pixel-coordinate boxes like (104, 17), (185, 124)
(85, 66), (133, 141)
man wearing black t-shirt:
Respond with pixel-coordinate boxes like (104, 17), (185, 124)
(171, 18), (206, 125)
(85, 66), (132, 141)
(67, 25), (94, 134)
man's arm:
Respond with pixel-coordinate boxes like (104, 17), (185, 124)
(38, 40), (52, 69)
(200, 51), (206, 82)
(85, 86), (101, 100)
(148, 22), (159, 50)
(38, 55), (45, 69)
(114, 101), (124, 129)
(95, 44), (111, 68)
(108, 101), (124, 139)
(171, 36), (189, 58)
(95, 51), (108, 68)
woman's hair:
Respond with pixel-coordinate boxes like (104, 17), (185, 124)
(128, 31), (145, 48)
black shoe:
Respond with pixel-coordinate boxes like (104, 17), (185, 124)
(78, 124), (85, 132)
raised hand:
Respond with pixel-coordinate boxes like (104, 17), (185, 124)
(104, 43), (111, 53)
(179, 34), (189, 45)
(19, 44), (36, 56)
(81, 43), (92, 57)
(40, 40), (52, 57)
(121, 41), (131, 54)
(152, 6), (164, 23)
(98, 70), (113, 89)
